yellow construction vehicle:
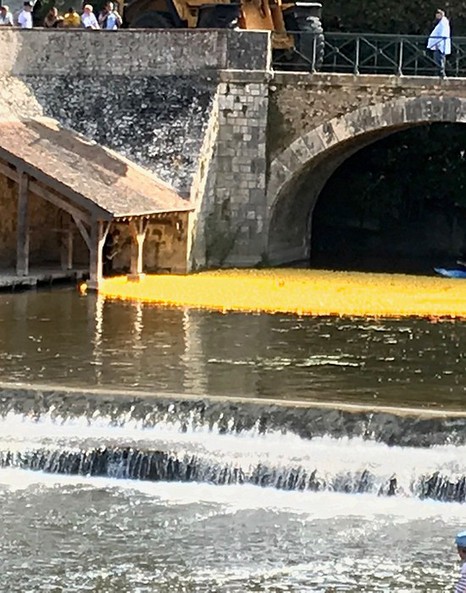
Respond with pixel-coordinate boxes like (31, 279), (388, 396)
(124, 0), (324, 67)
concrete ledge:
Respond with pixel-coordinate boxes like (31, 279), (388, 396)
(220, 69), (272, 83)
(1, 380), (464, 417)
(272, 70), (465, 89)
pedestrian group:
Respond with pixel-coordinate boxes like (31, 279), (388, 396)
(0, 0), (122, 29)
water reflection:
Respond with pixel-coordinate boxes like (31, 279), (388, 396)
(0, 288), (465, 409)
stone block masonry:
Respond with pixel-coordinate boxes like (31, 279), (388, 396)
(201, 72), (269, 267)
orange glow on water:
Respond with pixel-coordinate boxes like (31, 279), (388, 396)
(99, 269), (466, 319)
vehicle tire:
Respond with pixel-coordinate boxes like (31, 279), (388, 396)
(196, 4), (240, 28)
(295, 15), (325, 69)
(281, 9), (325, 71)
(130, 11), (173, 28)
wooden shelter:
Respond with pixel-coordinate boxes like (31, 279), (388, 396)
(0, 118), (193, 288)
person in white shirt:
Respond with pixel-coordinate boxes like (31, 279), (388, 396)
(17, 0), (33, 28)
(98, 1), (122, 29)
(0, 5), (14, 25)
(427, 8), (451, 78)
(81, 4), (99, 28)
(455, 532), (466, 593)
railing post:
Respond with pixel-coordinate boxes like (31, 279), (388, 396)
(354, 36), (360, 75)
(311, 33), (317, 73)
(397, 38), (404, 76)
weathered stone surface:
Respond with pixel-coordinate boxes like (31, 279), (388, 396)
(22, 75), (216, 196)
(0, 29), (270, 77)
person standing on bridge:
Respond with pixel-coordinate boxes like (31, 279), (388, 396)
(455, 532), (466, 592)
(98, 2), (122, 29)
(16, 1), (33, 28)
(0, 5), (14, 25)
(427, 8), (451, 78)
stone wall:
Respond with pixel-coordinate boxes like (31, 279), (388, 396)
(201, 72), (269, 267)
(0, 29), (270, 77)
(23, 75), (216, 195)
(6, 29), (465, 272)
(267, 73), (466, 160)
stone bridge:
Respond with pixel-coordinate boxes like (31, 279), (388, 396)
(1, 29), (466, 273)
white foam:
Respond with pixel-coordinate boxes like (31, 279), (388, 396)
(0, 412), (464, 490)
(0, 467), (464, 523)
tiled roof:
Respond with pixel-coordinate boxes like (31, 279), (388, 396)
(0, 118), (193, 218)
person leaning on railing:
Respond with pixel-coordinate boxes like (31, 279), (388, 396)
(81, 4), (99, 28)
(427, 8), (451, 78)
(43, 6), (63, 28)
(0, 4), (14, 25)
(62, 6), (81, 27)
(98, 1), (122, 30)
(16, 0), (33, 28)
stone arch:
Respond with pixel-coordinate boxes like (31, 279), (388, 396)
(266, 95), (466, 265)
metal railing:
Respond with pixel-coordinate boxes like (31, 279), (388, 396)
(272, 32), (466, 77)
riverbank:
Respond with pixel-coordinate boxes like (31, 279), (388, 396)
(99, 269), (466, 319)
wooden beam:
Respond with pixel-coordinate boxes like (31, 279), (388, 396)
(0, 159), (92, 224)
(73, 216), (92, 251)
(30, 181), (91, 225)
(0, 161), (16, 182)
(88, 221), (110, 290)
(16, 171), (29, 277)
(129, 219), (149, 277)
(0, 147), (111, 221)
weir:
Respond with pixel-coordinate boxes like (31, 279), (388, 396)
(2, 384), (466, 504)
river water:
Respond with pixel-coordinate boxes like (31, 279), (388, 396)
(1, 288), (466, 592)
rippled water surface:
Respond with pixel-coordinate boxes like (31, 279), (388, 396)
(1, 288), (466, 592)
(0, 289), (465, 408)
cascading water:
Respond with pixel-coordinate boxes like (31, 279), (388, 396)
(2, 391), (466, 504)
(0, 383), (465, 592)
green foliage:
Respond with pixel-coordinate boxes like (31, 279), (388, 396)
(313, 123), (466, 260)
(323, 0), (466, 34)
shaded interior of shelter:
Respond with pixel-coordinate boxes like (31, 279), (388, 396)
(0, 118), (193, 287)
(269, 123), (466, 275)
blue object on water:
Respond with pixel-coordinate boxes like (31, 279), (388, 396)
(434, 268), (466, 279)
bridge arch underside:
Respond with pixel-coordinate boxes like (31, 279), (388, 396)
(266, 96), (466, 269)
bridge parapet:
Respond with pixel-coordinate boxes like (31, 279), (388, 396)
(0, 28), (271, 77)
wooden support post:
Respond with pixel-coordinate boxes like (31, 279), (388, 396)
(129, 219), (148, 281)
(60, 226), (74, 271)
(88, 220), (110, 290)
(16, 171), (29, 277)
(60, 219), (74, 272)
(66, 227), (74, 270)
